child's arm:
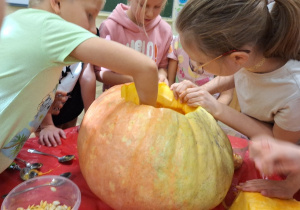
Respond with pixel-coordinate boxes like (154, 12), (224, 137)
(167, 59), (178, 86)
(158, 29), (173, 87)
(271, 99), (300, 143)
(51, 90), (69, 115)
(180, 86), (300, 142)
(158, 68), (169, 86)
(79, 63), (96, 112)
(273, 124), (300, 144)
(177, 88), (273, 138)
(96, 23), (143, 88)
(100, 71), (133, 86)
(158, 28), (173, 86)
(213, 98), (273, 139)
(210, 97), (273, 138)
(201, 75), (235, 94)
(170, 76), (234, 101)
(36, 91), (69, 147)
(71, 37), (158, 106)
(217, 88), (234, 105)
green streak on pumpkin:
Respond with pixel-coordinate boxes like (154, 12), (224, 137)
(121, 136), (132, 146)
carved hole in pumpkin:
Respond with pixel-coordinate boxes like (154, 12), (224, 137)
(121, 83), (197, 115)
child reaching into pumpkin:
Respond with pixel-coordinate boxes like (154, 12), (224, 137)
(38, 29), (100, 147)
(0, 0), (158, 174)
(95, 0), (173, 90)
(167, 35), (234, 106)
(171, 0), (300, 200)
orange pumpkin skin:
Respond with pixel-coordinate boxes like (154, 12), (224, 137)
(78, 84), (234, 210)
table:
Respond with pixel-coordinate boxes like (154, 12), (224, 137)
(0, 127), (111, 210)
(0, 127), (298, 210)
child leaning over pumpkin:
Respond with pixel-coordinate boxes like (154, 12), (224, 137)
(167, 35), (234, 106)
(171, 0), (300, 200)
(95, 0), (173, 91)
(0, 0), (158, 174)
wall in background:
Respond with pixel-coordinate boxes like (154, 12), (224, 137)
(4, 0), (188, 34)
(102, 0), (173, 18)
(5, 3), (105, 28)
(5, 0), (174, 17)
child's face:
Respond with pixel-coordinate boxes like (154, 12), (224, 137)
(179, 33), (239, 76)
(129, 0), (166, 25)
(58, 0), (104, 34)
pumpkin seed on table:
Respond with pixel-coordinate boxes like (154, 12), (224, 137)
(16, 200), (72, 210)
(233, 153), (243, 170)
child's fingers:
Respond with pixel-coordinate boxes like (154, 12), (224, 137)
(39, 135), (53, 147)
(39, 132), (60, 147)
(179, 91), (188, 103)
(55, 91), (68, 98)
(170, 84), (180, 100)
(51, 107), (61, 115)
(58, 129), (66, 139)
(38, 138), (45, 146)
(170, 83), (177, 90)
(52, 133), (62, 146)
(43, 135), (57, 147)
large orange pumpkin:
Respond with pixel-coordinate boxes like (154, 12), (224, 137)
(78, 83), (234, 210)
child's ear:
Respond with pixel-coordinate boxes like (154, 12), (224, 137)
(229, 51), (250, 66)
(49, 0), (62, 14)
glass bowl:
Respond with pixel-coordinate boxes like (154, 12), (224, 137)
(230, 137), (249, 170)
(1, 175), (81, 210)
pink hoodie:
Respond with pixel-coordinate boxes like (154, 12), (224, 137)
(99, 3), (173, 69)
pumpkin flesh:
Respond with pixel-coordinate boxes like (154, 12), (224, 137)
(78, 83), (234, 210)
(229, 192), (300, 210)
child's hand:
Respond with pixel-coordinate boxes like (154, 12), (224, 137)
(158, 74), (169, 86)
(181, 88), (220, 113)
(51, 91), (68, 115)
(38, 125), (66, 147)
(174, 85), (220, 116)
(158, 68), (169, 86)
(171, 80), (220, 115)
(250, 136), (300, 176)
(170, 80), (197, 100)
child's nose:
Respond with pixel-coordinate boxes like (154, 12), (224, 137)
(145, 8), (153, 18)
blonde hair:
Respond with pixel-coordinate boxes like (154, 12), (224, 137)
(130, 0), (167, 25)
(176, 0), (300, 60)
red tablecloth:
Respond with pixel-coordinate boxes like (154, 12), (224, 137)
(0, 127), (111, 210)
(0, 127), (297, 209)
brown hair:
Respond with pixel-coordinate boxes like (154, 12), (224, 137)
(176, 0), (300, 60)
